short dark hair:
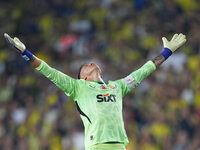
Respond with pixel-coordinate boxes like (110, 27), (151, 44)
(78, 64), (86, 79)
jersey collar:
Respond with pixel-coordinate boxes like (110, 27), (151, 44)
(91, 81), (104, 84)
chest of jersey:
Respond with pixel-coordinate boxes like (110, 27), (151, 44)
(78, 82), (123, 111)
(76, 81), (124, 125)
(85, 82), (121, 101)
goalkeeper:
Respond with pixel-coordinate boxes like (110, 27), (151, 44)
(4, 33), (186, 150)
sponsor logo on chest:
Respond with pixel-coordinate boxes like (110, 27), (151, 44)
(96, 94), (116, 102)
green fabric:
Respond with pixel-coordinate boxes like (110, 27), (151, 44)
(36, 60), (156, 149)
(118, 60), (156, 96)
(88, 143), (125, 150)
(130, 60), (156, 85)
(36, 61), (78, 99)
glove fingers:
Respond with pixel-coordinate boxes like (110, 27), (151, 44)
(171, 33), (178, 41)
(4, 33), (10, 39)
(14, 37), (22, 45)
(178, 39), (187, 47)
(4, 33), (15, 45)
(14, 37), (26, 52)
(162, 37), (168, 45)
(179, 34), (186, 41)
(4, 33), (11, 39)
(177, 34), (186, 47)
(14, 37), (20, 42)
(4, 33), (24, 53)
(176, 33), (184, 41)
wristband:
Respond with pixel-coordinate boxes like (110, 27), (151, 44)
(20, 49), (33, 61)
(160, 48), (172, 60)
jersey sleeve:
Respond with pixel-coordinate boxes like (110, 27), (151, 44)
(116, 61), (156, 97)
(35, 61), (78, 100)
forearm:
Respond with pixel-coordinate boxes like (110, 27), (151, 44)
(151, 54), (165, 68)
(30, 55), (42, 68)
(130, 61), (156, 85)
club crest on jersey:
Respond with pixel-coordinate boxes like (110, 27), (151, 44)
(100, 85), (107, 89)
(108, 85), (116, 89)
(96, 94), (116, 102)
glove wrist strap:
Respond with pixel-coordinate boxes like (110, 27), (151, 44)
(160, 48), (172, 60)
(20, 49), (33, 61)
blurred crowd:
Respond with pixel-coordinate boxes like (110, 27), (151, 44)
(0, 0), (200, 150)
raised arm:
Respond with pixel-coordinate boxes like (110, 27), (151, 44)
(152, 33), (186, 67)
(4, 33), (78, 99)
(117, 33), (186, 96)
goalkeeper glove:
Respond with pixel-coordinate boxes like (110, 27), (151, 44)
(4, 33), (34, 61)
(161, 33), (186, 59)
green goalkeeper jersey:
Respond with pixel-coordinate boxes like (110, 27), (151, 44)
(36, 60), (156, 149)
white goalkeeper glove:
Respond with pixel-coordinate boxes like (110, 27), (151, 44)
(4, 33), (26, 53)
(162, 33), (186, 52)
(4, 33), (34, 61)
(160, 33), (186, 59)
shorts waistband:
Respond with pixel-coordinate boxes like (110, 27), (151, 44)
(91, 143), (125, 149)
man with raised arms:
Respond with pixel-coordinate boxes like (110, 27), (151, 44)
(4, 33), (186, 150)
